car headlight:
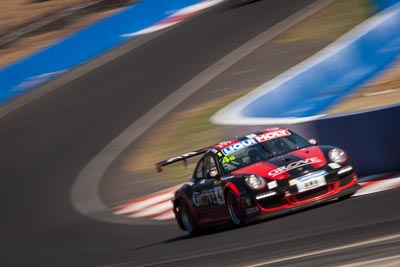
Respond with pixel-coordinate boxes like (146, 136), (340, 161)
(328, 148), (347, 164)
(245, 174), (266, 190)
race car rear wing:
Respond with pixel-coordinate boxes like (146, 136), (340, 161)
(156, 147), (210, 173)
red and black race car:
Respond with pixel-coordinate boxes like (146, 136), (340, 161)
(157, 128), (360, 234)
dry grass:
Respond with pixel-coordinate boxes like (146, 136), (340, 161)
(327, 58), (400, 114)
(0, 8), (118, 68)
(276, 0), (372, 43)
(0, 0), (89, 33)
(0, 0), (130, 68)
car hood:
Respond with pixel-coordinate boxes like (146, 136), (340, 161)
(231, 146), (327, 180)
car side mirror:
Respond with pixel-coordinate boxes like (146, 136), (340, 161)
(207, 170), (221, 180)
(308, 138), (318, 145)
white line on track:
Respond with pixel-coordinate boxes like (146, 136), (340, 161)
(229, 68), (257, 76)
(335, 255), (400, 267)
(245, 233), (400, 267)
(70, 0), (336, 225)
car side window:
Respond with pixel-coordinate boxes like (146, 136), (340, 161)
(194, 158), (204, 180)
(203, 154), (217, 179)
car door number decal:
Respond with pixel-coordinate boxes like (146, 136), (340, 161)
(192, 186), (225, 206)
(222, 155), (236, 163)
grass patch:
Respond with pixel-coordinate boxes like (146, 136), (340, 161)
(275, 0), (373, 43)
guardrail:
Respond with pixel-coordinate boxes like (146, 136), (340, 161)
(212, 1), (400, 176)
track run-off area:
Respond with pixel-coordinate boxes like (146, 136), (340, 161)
(1, 0), (399, 267)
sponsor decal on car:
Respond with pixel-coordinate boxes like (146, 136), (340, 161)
(295, 171), (327, 192)
(209, 170), (219, 177)
(192, 186), (225, 206)
(216, 141), (234, 150)
(213, 179), (221, 186)
(221, 138), (257, 155)
(255, 129), (291, 142)
(267, 180), (278, 189)
(268, 157), (323, 177)
(246, 207), (259, 214)
(328, 162), (341, 169)
(222, 155), (236, 163)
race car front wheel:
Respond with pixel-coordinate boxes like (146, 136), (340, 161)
(227, 190), (244, 226)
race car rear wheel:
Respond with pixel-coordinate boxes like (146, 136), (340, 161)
(179, 201), (201, 235)
(227, 190), (244, 226)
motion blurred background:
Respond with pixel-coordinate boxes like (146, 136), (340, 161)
(1, 1), (400, 267)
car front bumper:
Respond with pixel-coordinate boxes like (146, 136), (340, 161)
(244, 173), (361, 223)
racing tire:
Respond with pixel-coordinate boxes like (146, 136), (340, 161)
(179, 201), (201, 236)
(226, 190), (245, 226)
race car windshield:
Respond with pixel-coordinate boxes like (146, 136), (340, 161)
(260, 131), (311, 156)
(219, 131), (311, 172)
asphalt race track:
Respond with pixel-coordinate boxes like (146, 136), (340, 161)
(1, 0), (399, 266)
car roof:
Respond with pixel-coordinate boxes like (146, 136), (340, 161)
(212, 127), (289, 152)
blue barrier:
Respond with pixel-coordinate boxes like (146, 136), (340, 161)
(238, 2), (400, 118)
(283, 105), (400, 176)
(0, 0), (202, 104)
(373, 0), (399, 10)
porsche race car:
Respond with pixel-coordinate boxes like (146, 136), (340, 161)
(157, 128), (360, 234)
